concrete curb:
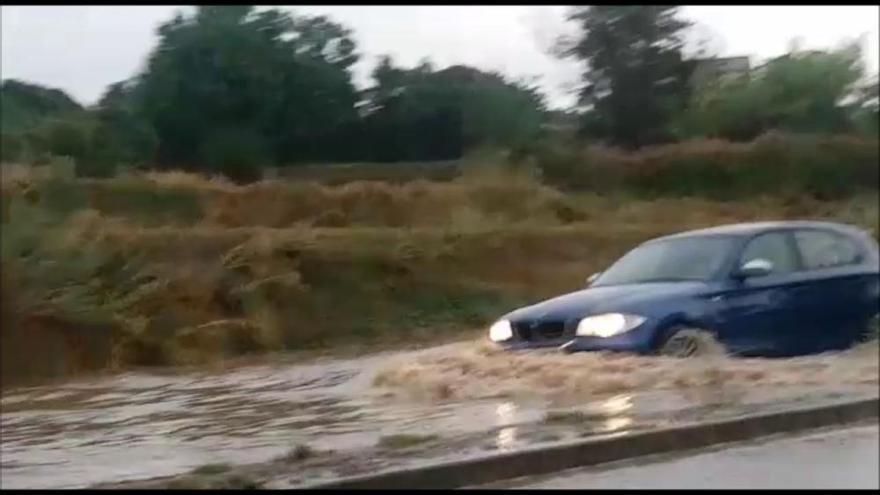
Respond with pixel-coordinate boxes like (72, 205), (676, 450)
(304, 396), (879, 489)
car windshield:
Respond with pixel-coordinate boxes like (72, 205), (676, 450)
(593, 236), (735, 286)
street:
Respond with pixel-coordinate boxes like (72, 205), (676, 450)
(504, 423), (879, 489)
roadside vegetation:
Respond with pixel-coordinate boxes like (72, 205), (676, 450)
(2, 156), (877, 386)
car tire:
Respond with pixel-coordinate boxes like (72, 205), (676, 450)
(859, 313), (879, 344)
(658, 326), (725, 358)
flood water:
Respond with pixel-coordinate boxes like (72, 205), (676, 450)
(1, 340), (877, 489)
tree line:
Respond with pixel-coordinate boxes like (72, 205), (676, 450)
(1, 5), (877, 181)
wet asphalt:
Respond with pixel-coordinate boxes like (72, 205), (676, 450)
(510, 423), (880, 489)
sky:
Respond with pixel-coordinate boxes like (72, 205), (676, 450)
(1, 5), (878, 109)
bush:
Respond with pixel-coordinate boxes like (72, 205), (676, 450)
(75, 158), (118, 179)
(679, 44), (866, 140)
(33, 118), (92, 163)
(198, 128), (272, 184)
(535, 133), (879, 199)
(1, 133), (25, 162)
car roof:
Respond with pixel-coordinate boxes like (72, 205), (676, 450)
(649, 220), (863, 243)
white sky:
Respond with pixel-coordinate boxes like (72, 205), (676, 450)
(1, 5), (878, 109)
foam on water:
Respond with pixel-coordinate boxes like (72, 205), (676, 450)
(373, 339), (880, 403)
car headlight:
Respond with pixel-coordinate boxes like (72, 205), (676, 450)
(489, 320), (513, 342)
(576, 313), (646, 338)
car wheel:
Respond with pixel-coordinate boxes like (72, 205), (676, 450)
(860, 313), (879, 343)
(658, 327), (724, 358)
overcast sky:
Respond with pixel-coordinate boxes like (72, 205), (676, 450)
(2, 5), (878, 109)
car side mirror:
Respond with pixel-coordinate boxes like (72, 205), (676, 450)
(587, 272), (601, 286)
(734, 258), (773, 280)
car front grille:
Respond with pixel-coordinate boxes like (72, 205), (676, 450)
(514, 320), (567, 341)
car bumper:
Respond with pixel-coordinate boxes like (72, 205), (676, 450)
(559, 335), (652, 354)
(497, 322), (657, 354)
(497, 338), (571, 350)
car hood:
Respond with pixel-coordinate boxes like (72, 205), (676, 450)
(504, 281), (710, 322)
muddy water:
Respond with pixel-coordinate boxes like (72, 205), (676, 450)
(1, 340), (878, 489)
(375, 340), (880, 403)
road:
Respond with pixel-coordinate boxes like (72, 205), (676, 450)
(506, 423), (879, 489)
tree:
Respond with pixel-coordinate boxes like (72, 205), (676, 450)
(133, 6), (361, 179)
(677, 42), (867, 140)
(558, 6), (696, 148)
(1, 80), (86, 162)
(850, 74), (878, 136)
(443, 66), (547, 151)
(91, 81), (158, 168)
(0, 79), (84, 134)
(360, 57), (547, 161)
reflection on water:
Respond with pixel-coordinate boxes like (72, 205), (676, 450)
(495, 402), (519, 451)
(597, 394), (634, 433)
(495, 402), (518, 426)
(496, 427), (518, 451)
(599, 394), (633, 415)
(600, 416), (634, 433)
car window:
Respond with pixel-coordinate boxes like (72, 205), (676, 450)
(739, 232), (798, 274)
(794, 229), (861, 270)
(594, 236), (735, 286)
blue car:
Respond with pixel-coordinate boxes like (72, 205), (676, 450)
(488, 221), (880, 358)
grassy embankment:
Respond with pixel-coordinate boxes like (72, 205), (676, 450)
(1, 133), (877, 387)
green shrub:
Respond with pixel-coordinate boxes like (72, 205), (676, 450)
(198, 128), (272, 184)
(35, 118), (92, 163)
(535, 133), (879, 199)
(1, 133), (25, 162)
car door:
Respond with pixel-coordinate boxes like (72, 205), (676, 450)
(791, 228), (871, 352)
(715, 231), (803, 356)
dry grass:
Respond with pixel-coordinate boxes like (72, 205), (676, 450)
(224, 134), (880, 201)
(140, 169), (235, 190)
(10, 158), (878, 231)
(271, 160), (460, 185)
